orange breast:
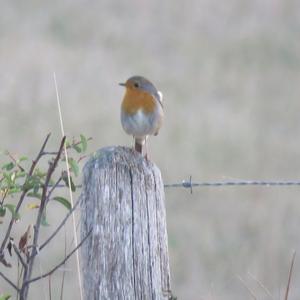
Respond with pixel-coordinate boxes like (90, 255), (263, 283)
(121, 88), (156, 114)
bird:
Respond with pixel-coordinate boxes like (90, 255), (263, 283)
(119, 75), (164, 158)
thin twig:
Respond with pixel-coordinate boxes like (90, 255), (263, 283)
(20, 136), (66, 300)
(42, 152), (59, 155)
(48, 275), (52, 300)
(59, 227), (67, 300)
(46, 176), (62, 202)
(12, 244), (27, 269)
(17, 260), (21, 300)
(0, 270), (20, 291)
(284, 251), (296, 300)
(49, 184), (82, 188)
(6, 151), (25, 172)
(25, 228), (92, 285)
(31, 136), (66, 258)
(0, 133), (51, 264)
(237, 275), (257, 300)
(68, 216), (81, 249)
(39, 198), (81, 252)
(42, 137), (92, 157)
(247, 272), (274, 299)
(17, 260), (25, 299)
(36, 255), (48, 300)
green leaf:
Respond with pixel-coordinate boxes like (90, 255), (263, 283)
(2, 162), (14, 171)
(68, 158), (79, 177)
(19, 156), (28, 161)
(53, 196), (71, 210)
(0, 294), (11, 300)
(3, 173), (11, 182)
(16, 171), (26, 178)
(8, 186), (22, 195)
(23, 176), (35, 192)
(34, 169), (47, 178)
(10, 172), (16, 182)
(62, 172), (68, 185)
(62, 172), (76, 192)
(80, 134), (88, 152)
(3, 204), (20, 220)
(41, 211), (49, 226)
(27, 192), (42, 200)
(33, 182), (40, 194)
(0, 206), (6, 217)
(69, 176), (76, 192)
(73, 144), (82, 153)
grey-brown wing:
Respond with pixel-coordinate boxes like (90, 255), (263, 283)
(154, 91), (163, 108)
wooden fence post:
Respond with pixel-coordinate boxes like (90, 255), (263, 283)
(80, 146), (171, 299)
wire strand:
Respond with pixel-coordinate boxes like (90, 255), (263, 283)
(164, 177), (300, 193)
(49, 179), (300, 191)
(164, 180), (300, 188)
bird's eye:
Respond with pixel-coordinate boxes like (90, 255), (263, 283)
(134, 82), (139, 88)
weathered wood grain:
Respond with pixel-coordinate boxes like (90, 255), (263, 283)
(80, 146), (171, 300)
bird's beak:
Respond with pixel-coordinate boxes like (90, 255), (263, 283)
(119, 82), (126, 87)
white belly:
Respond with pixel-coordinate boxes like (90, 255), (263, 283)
(121, 109), (156, 138)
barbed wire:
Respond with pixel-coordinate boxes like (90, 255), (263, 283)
(164, 176), (300, 193)
(53, 177), (300, 193)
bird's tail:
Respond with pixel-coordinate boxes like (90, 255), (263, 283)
(134, 137), (145, 154)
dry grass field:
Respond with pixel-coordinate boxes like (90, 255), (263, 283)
(1, 0), (300, 299)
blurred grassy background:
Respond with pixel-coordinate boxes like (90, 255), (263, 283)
(1, 0), (300, 299)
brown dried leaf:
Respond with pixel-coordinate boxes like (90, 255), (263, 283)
(18, 224), (33, 254)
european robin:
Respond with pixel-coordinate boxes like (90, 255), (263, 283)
(119, 76), (164, 158)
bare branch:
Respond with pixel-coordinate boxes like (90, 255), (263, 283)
(49, 184), (82, 188)
(46, 176), (62, 204)
(39, 197), (81, 252)
(42, 137), (92, 157)
(13, 244), (27, 269)
(0, 133), (51, 264)
(0, 270), (20, 291)
(0, 254), (11, 267)
(20, 136), (66, 300)
(25, 228), (92, 285)
(42, 152), (59, 155)
(30, 137), (66, 257)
